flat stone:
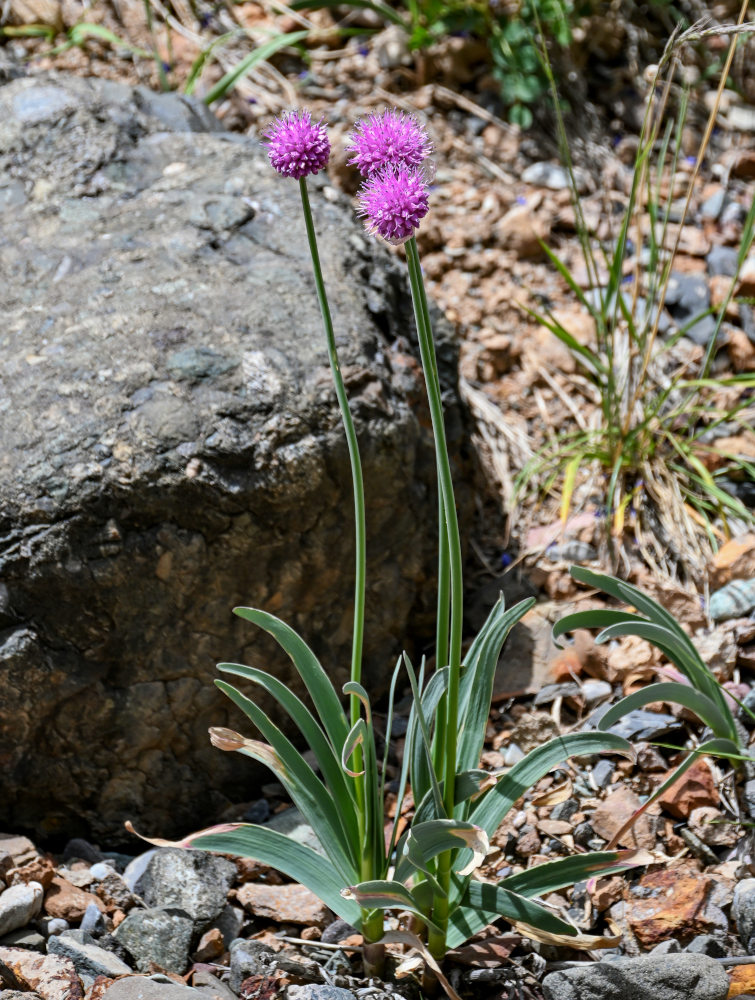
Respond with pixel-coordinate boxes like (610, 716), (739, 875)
(0, 929), (45, 951)
(191, 970), (237, 1000)
(46, 932), (132, 979)
(0, 946), (83, 1000)
(657, 758), (719, 819)
(235, 882), (330, 928)
(0, 837), (37, 868)
(101, 977), (207, 1000)
(134, 849), (235, 926)
(542, 954), (728, 1000)
(591, 787), (655, 850)
(0, 882), (43, 936)
(113, 907), (193, 974)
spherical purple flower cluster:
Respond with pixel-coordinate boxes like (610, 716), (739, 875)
(358, 167), (430, 244)
(263, 109), (330, 180)
(347, 109), (432, 177)
(349, 109), (432, 244)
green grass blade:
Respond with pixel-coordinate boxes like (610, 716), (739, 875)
(186, 823), (362, 925)
(232, 607), (348, 750)
(204, 31), (309, 105)
(592, 621), (735, 736)
(289, 0), (407, 26)
(184, 30), (239, 95)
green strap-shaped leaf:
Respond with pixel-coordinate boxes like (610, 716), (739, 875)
(405, 657), (446, 818)
(597, 682), (734, 741)
(395, 820), (486, 883)
(593, 621), (736, 739)
(457, 597), (535, 782)
(215, 679), (358, 881)
(552, 609), (646, 646)
(569, 566), (692, 645)
(186, 823), (361, 926)
(468, 732), (634, 839)
(217, 662), (357, 824)
(343, 880), (442, 935)
(232, 607), (348, 750)
(462, 882), (577, 936)
(499, 850), (649, 897)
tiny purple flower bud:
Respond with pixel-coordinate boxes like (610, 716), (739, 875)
(262, 109), (330, 180)
(358, 166), (430, 244)
(348, 109), (432, 177)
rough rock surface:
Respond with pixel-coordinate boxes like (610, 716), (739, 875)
(541, 954), (729, 1000)
(112, 906), (194, 973)
(133, 849), (234, 927)
(0, 73), (459, 842)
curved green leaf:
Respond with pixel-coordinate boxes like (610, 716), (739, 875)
(186, 823), (361, 926)
(343, 880), (442, 934)
(593, 621), (736, 738)
(217, 662), (357, 822)
(396, 820), (487, 883)
(231, 607), (348, 750)
(552, 609), (646, 646)
(469, 732), (634, 838)
(597, 682), (734, 740)
(463, 882), (577, 936)
(215, 679), (358, 881)
(500, 849), (650, 897)
(457, 597), (534, 782)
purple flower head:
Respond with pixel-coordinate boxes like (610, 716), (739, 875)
(348, 109), (432, 177)
(358, 166), (430, 244)
(262, 109), (330, 180)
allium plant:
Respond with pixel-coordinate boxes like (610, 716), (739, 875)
(135, 108), (648, 984)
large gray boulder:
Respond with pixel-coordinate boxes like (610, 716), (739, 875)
(0, 74), (460, 842)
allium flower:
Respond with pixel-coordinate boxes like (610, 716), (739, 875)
(348, 109), (432, 177)
(358, 166), (430, 244)
(262, 109), (330, 180)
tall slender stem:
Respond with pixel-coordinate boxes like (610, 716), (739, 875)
(298, 179), (377, 938)
(405, 235), (463, 957)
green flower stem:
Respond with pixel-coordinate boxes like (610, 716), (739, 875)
(298, 179), (375, 929)
(405, 235), (463, 957)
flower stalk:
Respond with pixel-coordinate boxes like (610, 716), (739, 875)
(405, 235), (464, 957)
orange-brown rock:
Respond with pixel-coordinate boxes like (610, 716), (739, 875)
(657, 757), (719, 819)
(0, 946), (83, 1000)
(6, 856), (56, 890)
(712, 534), (755, 587)
(626, 866), (714, 946)
(44, 875), (106, 922)
(590, 786), (657, 849)
(235, 882), (331, 928)
(192, 927), (225, 962)
(727, 963), (755, 998)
